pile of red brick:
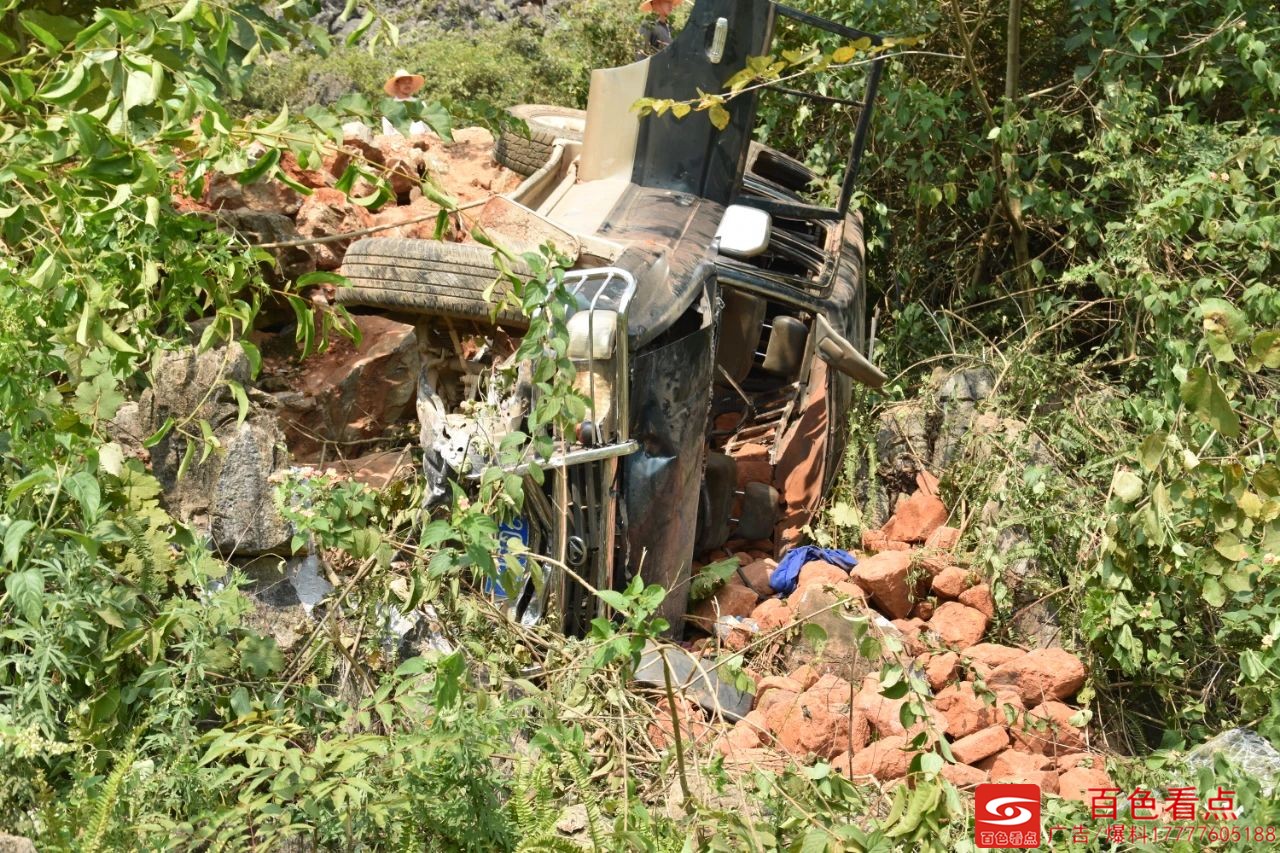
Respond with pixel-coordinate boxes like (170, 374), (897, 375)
(681, 476), (1112, 799)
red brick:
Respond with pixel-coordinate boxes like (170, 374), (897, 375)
(1059, 766), (1112, 803)
(1010, 701), (1087, 756)
(750, 598), (794, 632)
(795, 560), (849, 592)
(958, 583), (995, 618)
(950, 725), (1009, 765)
(940, 763), (988, 787)
(851, 550), (914, 619)
(925, 525), (961, 551)
(916, 651), (960, 691)
(931, 566), (970, 599)
(928, 602), (989, 649)
(833, 735), (914, 781)
(881, 490), (948, 543)
(935, 682), (1023, 739)
(988, 648), (1087, 705)
(690, 580), (760, 629)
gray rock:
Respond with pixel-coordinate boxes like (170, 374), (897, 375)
(201, 210), (316, 284)
(784, 585), (909, 685)
(634, 642), (753, 722)
(141, 344), (292, 556)
(0, 835), (36, 853)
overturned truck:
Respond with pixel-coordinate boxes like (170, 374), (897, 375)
(336, 0), (888, 636)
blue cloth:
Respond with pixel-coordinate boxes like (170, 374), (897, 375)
(769, 546), (858, 596)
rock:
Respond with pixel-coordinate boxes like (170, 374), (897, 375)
(759, 688), (800, 729)
(889, 619), (927, 656)
(755, 675), (803, 708)
(691, 580), (760, 629)
(925, 525), (961, 550)
(931, 367), (995, 469)
(238, 556), (314, 651)
(366, 197), (444, 240)
(276, 314), (419, 459)
(750, 598), (793, 632)
(917, 651), (960, 691)
(958, 583), (995, 618)
(807, 673), (854, 705)
(851, 550), (914, 619)
(1011, 701), (1087, 756)
(789, 664), (821, 691)
(205, 170), (303, 216)
(293, 187), (376, 270)
(928, 602), (989, 649)
(988, 648), (1086, 705)
(861, 529), (911, 552)
(327, 447), (415, 488)
(854, 674), (944, 739)
(0, 835), (36, 853)
(834, 735), (914, 781)
(934, 682), (1023, 739)
(717, 722), (762, 755)
(951, 725), (1009, 765)
(649, 697), (713, 750)
(783, 585), (883, 684)
(205, 210), (316, 284)
(738, 557), (778, 596)
(989, 749), (1058, 793)
(910, 599), (936, 621)
(1059, 765), (1113, 802)
(341, 121), (382, 163)
(375, 133), (425, 195)
(961, 643), (1026, 679)
(881, 490), (949, 543)
(1056, 752), (1098, 772)
(774, 690), (869, 760)
(795, 560), (849, 591)
(931, 566), (969, 599)
(142, 344), (291, 556)
(872, 401), (933, 524)
(940, 763), (988, 787)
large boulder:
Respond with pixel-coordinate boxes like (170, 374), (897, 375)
(275, 314), (419, 460)
(138, 343), (292, 556)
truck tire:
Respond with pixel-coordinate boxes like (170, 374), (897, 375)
(494, 105), (586, 176)
(336, 238), (531, 326)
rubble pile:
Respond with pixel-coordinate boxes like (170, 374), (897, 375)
(183, 123), (524, 271)
(679, 472), (1110, 799)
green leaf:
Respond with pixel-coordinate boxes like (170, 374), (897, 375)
(237, 634), (284, 677)
(169, 0), (201, 24)
(3, 519), (37, 566)
(1251, 331), (1280, 369)
(707, 103), (730, 131)
(1213, 533), (1249, 562)
(239, 148), (280, 185)
(1202, 577), (1226, 607)
(39, 62), (91, 104)
(1112, 469), (1144, 503)
(65, 470), (102, 523)
(1180, 367), (1239, 438)
(596, 589), (630, 612)
(5, 568), (44, 622)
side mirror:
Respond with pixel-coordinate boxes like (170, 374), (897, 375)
(715, 204), (771, 258)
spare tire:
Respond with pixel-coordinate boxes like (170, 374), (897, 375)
(494, 104), (586, 176)
(336, 238), (531, 327)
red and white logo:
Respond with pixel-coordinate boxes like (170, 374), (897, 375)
(975, 783), (1041, 848)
